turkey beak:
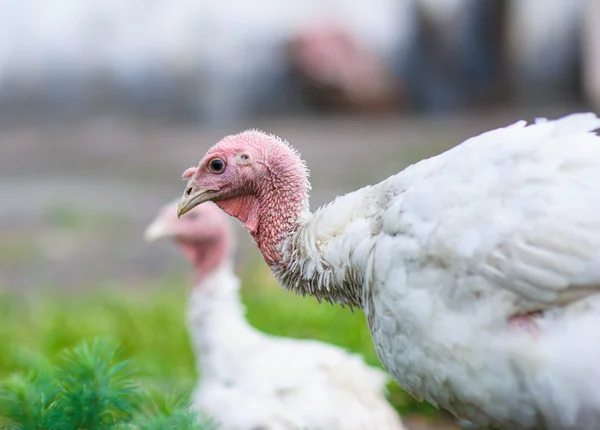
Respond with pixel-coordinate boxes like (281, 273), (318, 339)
(144, 217), (173, 242)
(177, 187), (214, 218)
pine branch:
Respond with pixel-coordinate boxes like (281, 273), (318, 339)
(0, 371), (64, 430)
(0, 338), (216, 430)
(54, 338), (140, 429)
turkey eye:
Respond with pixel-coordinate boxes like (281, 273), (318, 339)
(209, 158), (225, 173)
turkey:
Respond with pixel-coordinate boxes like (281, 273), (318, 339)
(144, 199), (406, 430)
(176, 113), (600, 430)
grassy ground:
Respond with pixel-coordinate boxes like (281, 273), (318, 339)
(0, 259), (438, 418)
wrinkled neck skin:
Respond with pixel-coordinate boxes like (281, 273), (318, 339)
(216, 164), (310, 266)
(180, 241), (261, 377)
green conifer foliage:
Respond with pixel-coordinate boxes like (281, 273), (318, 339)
(0, 339), (215, 430)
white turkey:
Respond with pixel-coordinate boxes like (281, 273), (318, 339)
(144, 199), (406, 430)
(176, 113), (600, 430)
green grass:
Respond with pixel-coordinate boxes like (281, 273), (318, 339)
(0, 259), (437, 417)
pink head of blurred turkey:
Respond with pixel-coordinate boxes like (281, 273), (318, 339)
(146, 199), (234, 281)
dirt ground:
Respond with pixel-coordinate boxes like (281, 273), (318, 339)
(0, 105), (580, 291)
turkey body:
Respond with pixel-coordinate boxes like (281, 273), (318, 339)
(188, 264), (405, 430)
(275, 113), (600, 429)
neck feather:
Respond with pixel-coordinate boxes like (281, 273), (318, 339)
(186, 262), (261, 376)
(272, 222), (366, 309)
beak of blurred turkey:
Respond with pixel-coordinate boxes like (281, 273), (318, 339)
(177, 187), (213, 218)
(144, 217), (172, 242)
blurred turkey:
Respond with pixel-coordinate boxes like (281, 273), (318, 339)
(144, 199), (406, 430)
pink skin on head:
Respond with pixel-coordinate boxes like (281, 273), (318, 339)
(182, 167), (197, 179)
(156, 201), (233, 284)
(184, 130), (309, 266)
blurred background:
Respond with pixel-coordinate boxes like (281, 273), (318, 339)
(0, 0), (599, 426)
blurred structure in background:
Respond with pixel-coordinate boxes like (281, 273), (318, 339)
(0, 0), (596, 127)
(400, 0), (506, 113)
(0, 0), (414, 125)
(505, 0), (584, 106)
(583, 0), (600, 112)
(287, 22), (404, 114)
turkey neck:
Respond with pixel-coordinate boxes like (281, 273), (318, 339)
(253, 176), (310, 264)
(183, 244), (260, 376)
(216, 163), (310, 267)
